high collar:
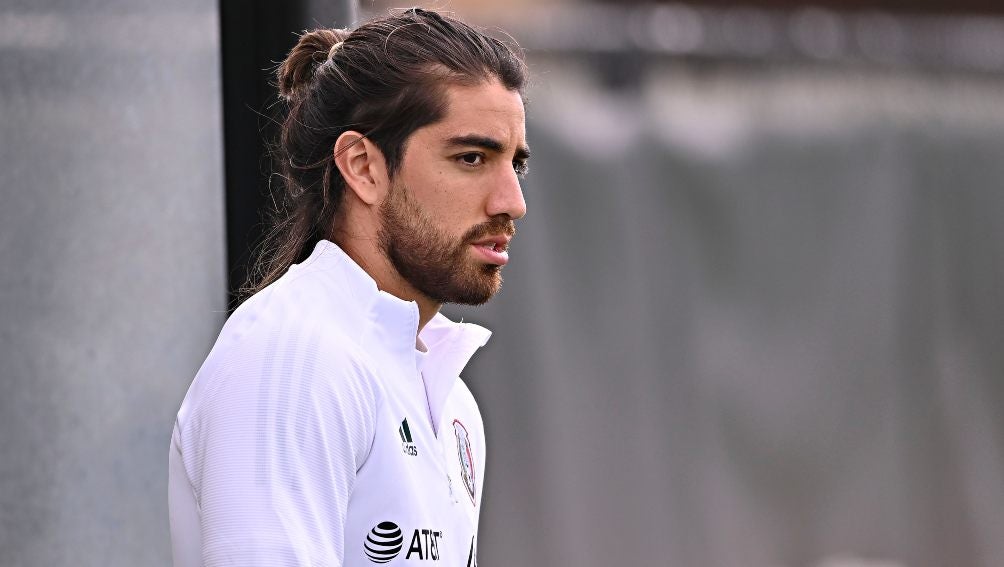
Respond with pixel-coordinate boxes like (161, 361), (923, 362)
(304, 240), (491, 432)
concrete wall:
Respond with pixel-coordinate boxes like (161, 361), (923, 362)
(0, 2), (225, 564)
(448, 61), (1004, 567)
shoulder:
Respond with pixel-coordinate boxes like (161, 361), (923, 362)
(449, 377), (481, 417)
(175, 296), (386, 489)
(177, 274), (383, 434)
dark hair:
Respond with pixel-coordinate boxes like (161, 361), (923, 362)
(241, 8), (527, 300)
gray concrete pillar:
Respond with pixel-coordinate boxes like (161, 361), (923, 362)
(0, 2), (226, 564)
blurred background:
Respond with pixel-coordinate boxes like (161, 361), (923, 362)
(1, 0), (1002, 565)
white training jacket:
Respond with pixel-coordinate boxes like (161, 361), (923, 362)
(169, 240), (491, 566)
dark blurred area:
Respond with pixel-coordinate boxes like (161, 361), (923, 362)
(220, 0), (356, 299)
(601, 0), (1004, 15)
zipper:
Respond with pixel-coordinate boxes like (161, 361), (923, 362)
(421, 371), (459, 503)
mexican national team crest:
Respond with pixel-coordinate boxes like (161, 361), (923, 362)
(452, 419), (476, 504)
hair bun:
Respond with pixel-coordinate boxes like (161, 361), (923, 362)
(277, 28), (350, 101)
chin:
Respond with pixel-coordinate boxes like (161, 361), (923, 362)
(440, 266), (502, 306)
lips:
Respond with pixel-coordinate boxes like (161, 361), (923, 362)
(471, 235), (510, 253)
(470, 235), (511, 265)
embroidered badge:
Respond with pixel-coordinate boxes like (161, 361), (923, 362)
(453, 419), (476, 504)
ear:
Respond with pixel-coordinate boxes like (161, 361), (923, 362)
(333, 131), (389, 206)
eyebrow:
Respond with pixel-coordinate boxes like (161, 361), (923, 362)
(445, 134), (531, 161)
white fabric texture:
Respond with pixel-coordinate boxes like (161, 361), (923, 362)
(170, 240), (491, 566)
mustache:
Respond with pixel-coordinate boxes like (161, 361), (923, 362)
(463, 216), (516, 244)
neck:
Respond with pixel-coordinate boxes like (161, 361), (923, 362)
(412, 295), (442, 337)
(334, 234), (441, 337)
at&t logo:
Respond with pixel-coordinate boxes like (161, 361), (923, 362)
(365, 522), (404, 564)
(365, 521), (443, 563)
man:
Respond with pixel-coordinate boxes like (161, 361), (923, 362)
(168, 9), (529, 566)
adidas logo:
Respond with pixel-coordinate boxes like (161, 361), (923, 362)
(399, 418), (418, 457)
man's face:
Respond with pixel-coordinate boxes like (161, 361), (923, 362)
(378, 79), (529, 305)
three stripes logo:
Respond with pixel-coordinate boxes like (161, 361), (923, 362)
(399, 418), (418, 457)
(365, 522), (404, 564)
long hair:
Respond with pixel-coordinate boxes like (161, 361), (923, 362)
(239, 8), (527, 302)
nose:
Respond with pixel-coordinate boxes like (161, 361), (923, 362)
(485, 167), (527, 221)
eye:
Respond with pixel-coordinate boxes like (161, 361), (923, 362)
(458, 153), (484, 167)
(513, 160), (529, 177)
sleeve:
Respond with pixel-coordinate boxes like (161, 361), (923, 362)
(176, 327), (381, 567)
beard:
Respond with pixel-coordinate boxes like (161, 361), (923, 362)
(378, 182), (515, 306)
